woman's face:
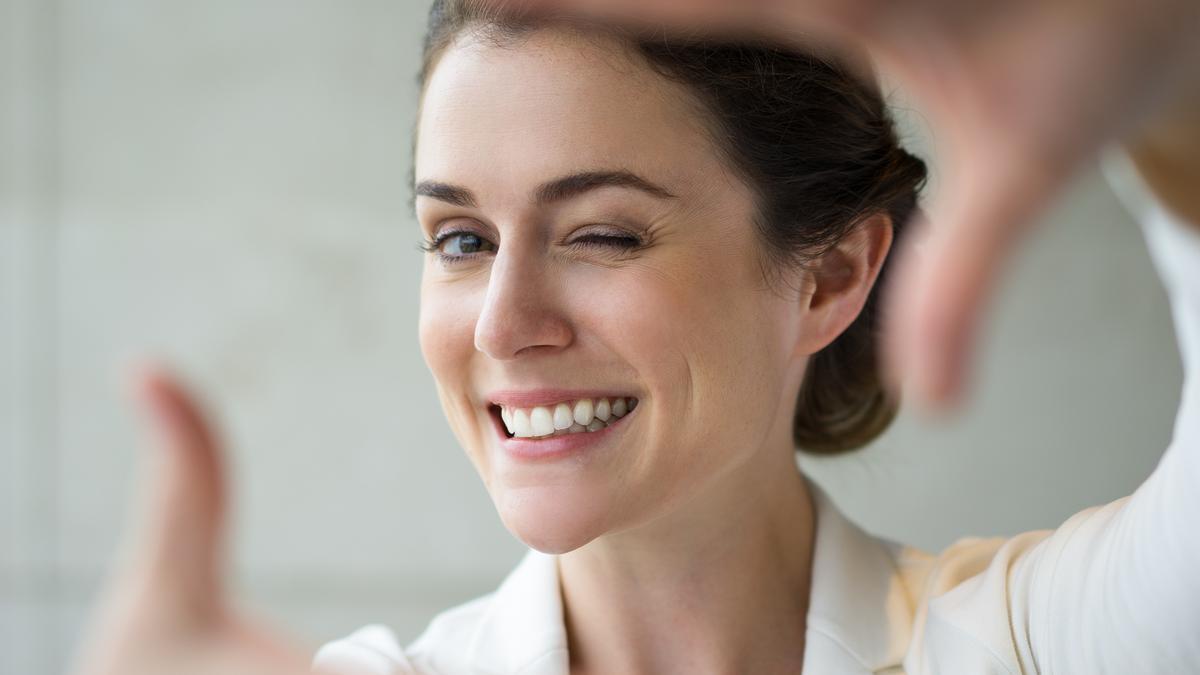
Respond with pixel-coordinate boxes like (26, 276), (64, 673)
(416, 28), (814, 553)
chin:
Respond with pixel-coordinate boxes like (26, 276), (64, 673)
(493, 483), (615, 554)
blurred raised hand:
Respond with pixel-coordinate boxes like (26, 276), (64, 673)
(499, 0), (1200, 412)
(67, 363), (355, 675)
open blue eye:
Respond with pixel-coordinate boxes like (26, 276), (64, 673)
(440, 232), (495, 256)
(418, 230), (497, 264)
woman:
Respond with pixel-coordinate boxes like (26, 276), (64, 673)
(70, 0), (1200, 673)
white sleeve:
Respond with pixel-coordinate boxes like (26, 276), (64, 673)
(903, 151), (1200, 675)
(1016, 151), (1200, 673)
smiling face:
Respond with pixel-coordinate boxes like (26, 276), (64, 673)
(415, 27), (814, 553)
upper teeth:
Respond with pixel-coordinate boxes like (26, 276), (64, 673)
(499, 397), (637, 438)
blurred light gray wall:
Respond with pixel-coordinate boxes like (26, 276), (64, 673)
(0, 1), (1184, 674)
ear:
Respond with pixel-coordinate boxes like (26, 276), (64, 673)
(795, 212), (894, 355)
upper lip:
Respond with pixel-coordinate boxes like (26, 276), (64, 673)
(486, 388), (639, 409)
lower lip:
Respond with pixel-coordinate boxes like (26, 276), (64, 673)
(494, 405), (637, 461)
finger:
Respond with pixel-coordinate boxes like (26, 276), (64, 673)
(123, 360), (228, 620)
(880, 145), (1068, 415)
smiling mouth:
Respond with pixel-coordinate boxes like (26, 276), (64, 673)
(490, 396), (639, 440)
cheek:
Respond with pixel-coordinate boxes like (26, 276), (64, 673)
(418, 291), (454, 387)
(580, 252), (789, 484)
(605, 248), (784, 400)
(418, 296), (447, 374)
(418, 276), (479, 382)
(418, 278), (492, 470)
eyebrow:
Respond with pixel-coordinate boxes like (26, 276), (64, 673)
(414, 170), (678, 209)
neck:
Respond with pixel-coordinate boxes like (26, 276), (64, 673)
(558, 439), (816, 675)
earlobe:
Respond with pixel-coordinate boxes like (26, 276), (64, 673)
(795, 213), (894, 354)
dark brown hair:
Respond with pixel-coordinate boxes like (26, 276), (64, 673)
(418, 0), (927, 455)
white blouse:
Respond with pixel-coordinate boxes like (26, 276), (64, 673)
(313, 154), (1200, 674)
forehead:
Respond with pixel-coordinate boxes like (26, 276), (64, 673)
(415, 28), (726, 203)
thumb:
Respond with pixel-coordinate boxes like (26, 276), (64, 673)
(121, 360), (228, 622)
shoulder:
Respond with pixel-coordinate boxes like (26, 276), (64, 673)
(897, 498), (1131, 674)
(890, 530), (1043, 675)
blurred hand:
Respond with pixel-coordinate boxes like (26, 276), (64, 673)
(67, 363), (351, 675)
(500, 0), (1200, 413)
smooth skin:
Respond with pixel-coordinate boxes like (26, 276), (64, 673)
(67, 2), (1200, 674)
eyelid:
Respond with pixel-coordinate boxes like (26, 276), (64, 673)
(564, 223), (645, 245)
(434, 225), (488, 243)
(429, 218), (495, 242)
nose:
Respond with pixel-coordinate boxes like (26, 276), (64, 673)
(474, 245), (573, 360)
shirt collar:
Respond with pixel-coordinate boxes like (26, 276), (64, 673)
(467, 547), (568, 674)
(802, 476), (913, 672)
(465, 477), (913, 674)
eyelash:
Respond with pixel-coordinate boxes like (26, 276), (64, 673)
(418, 229), (643, 265)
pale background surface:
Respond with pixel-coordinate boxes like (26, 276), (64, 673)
(0, 1), (1184, 674)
